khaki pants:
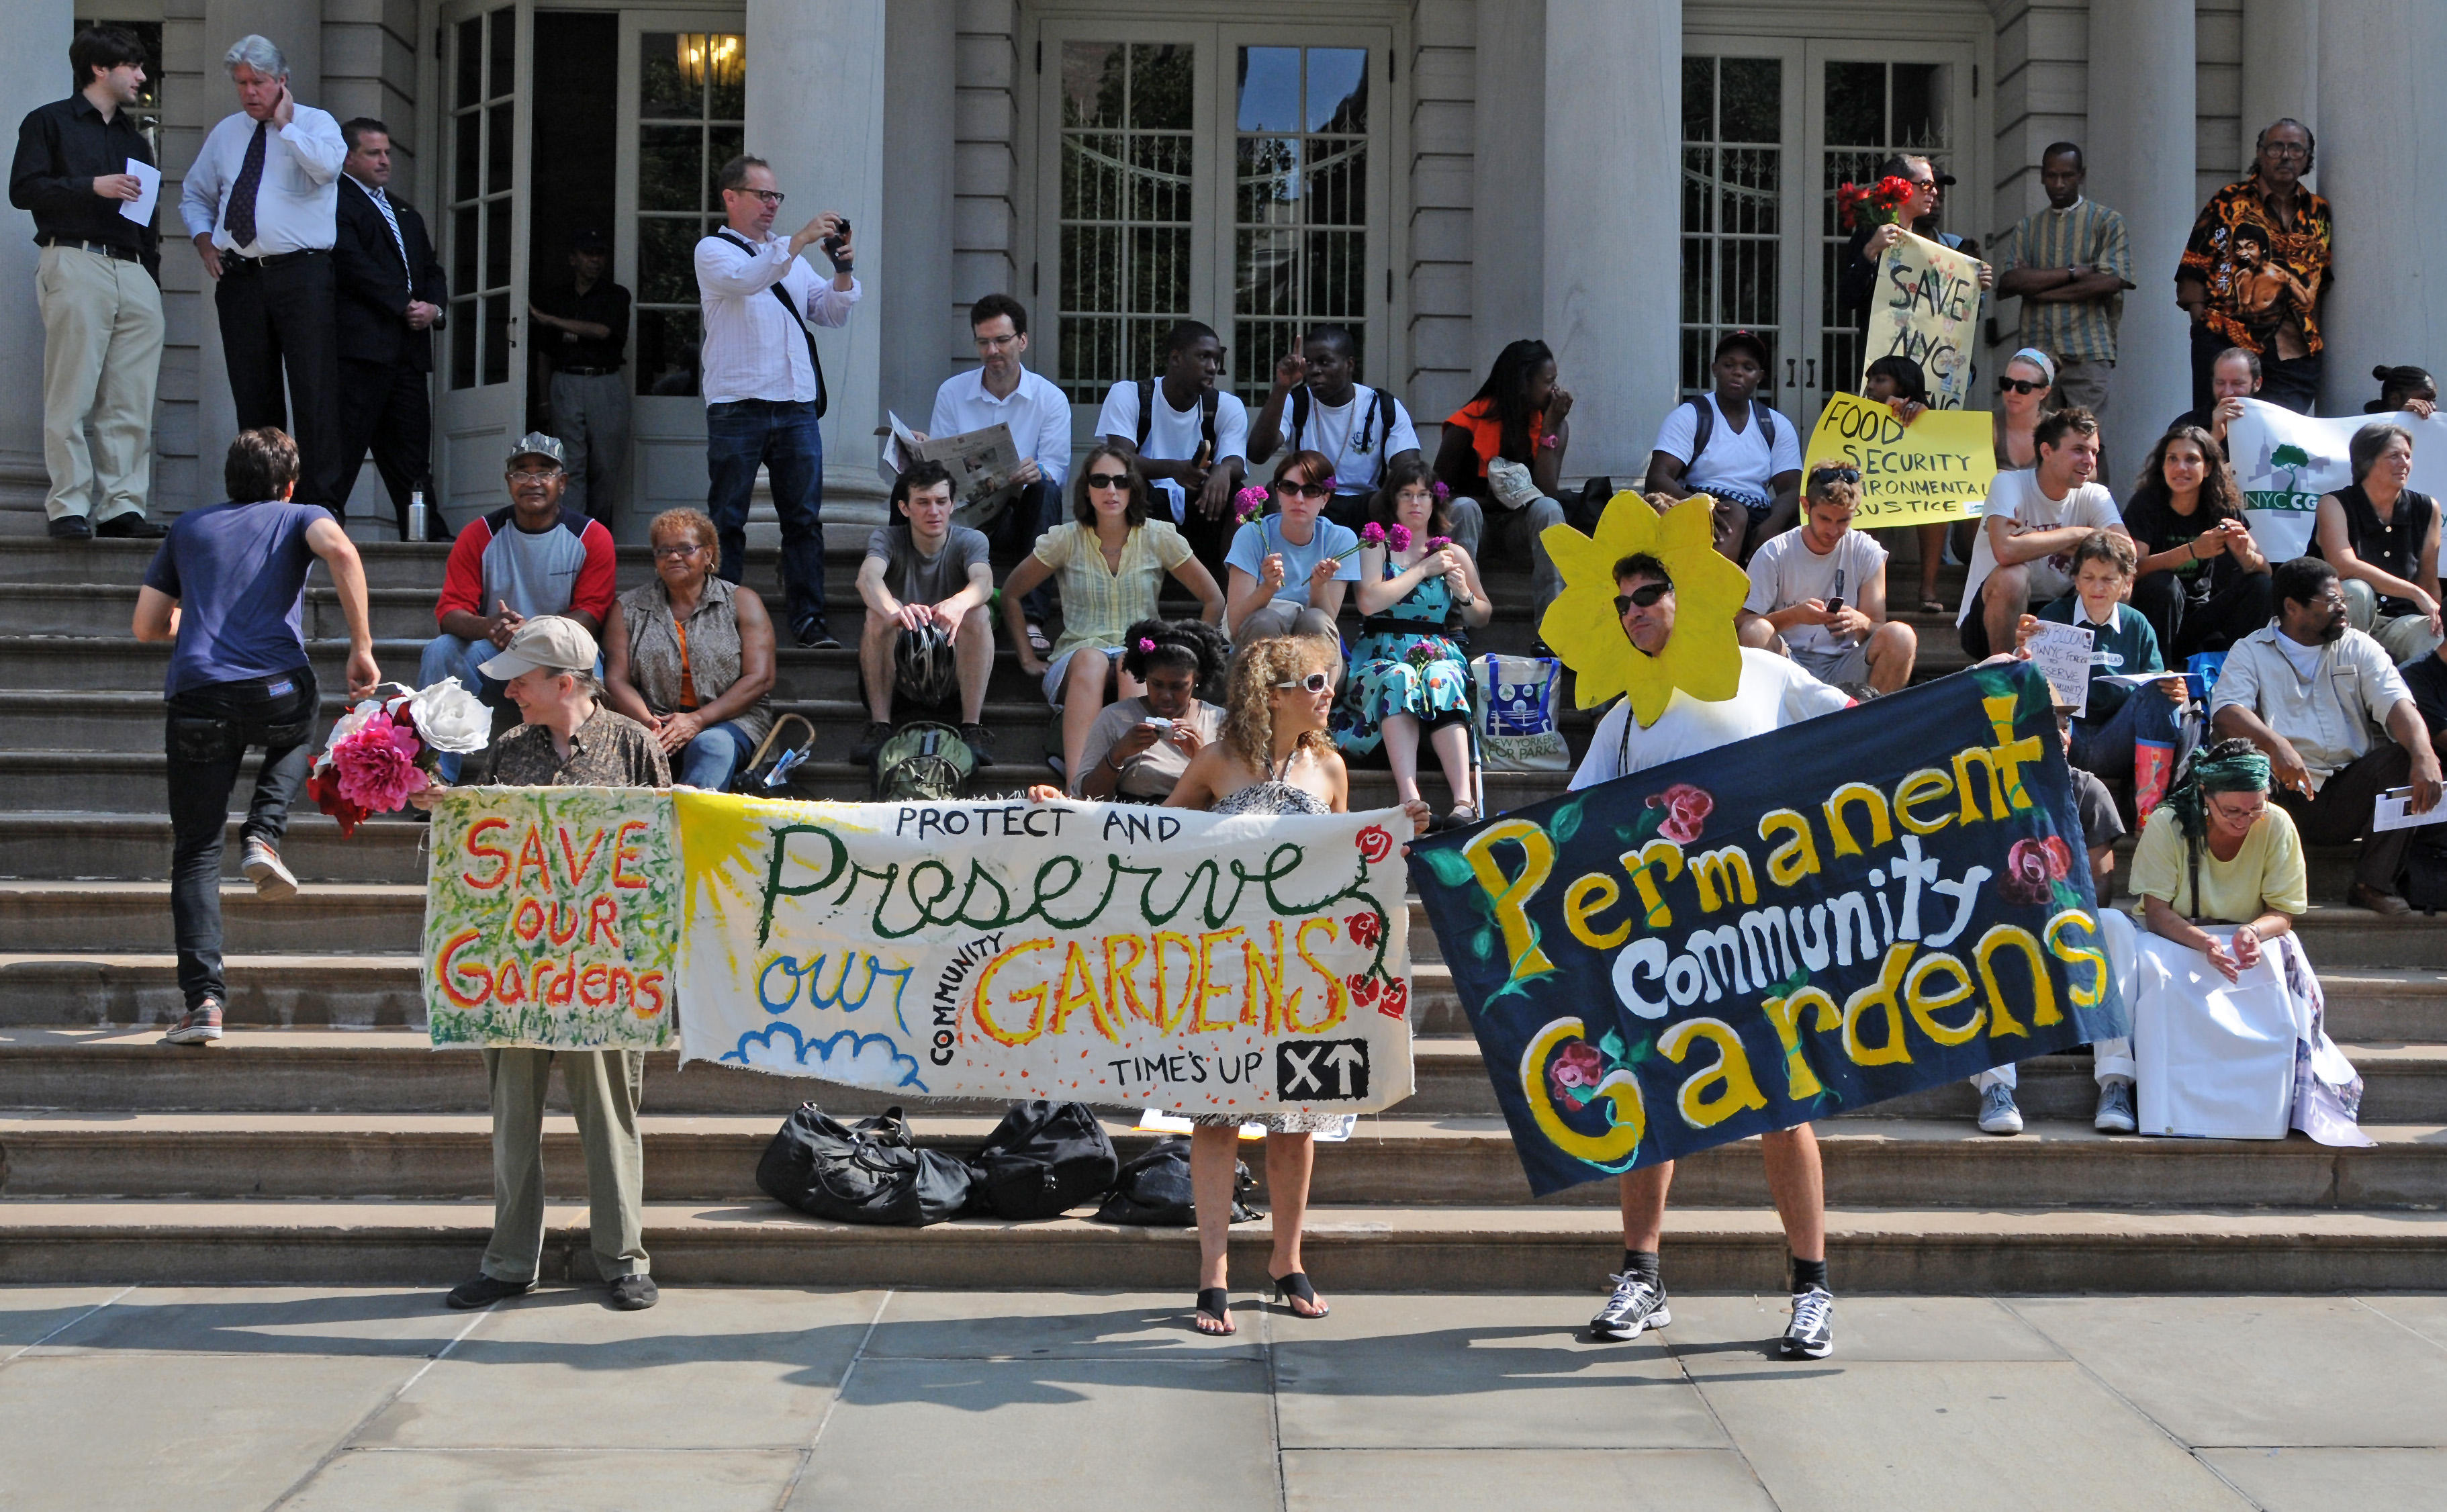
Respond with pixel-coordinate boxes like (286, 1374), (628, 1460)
(2046, 357), (2113, 417)
(479, 1047), (650, 1284)
(36, 245), (163, 523)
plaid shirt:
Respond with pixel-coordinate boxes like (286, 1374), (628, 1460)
(1993, 198), (2132, 363)
(2177, 176), (2334, 357)
(491, 704), (671, 789)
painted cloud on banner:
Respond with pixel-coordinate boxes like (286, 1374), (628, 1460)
(726, 1023), (928, 1091)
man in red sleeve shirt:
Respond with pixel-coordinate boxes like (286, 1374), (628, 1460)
(418, 432), (616, 779)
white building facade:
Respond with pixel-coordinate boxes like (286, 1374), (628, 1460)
(5, 0), (2443, 536)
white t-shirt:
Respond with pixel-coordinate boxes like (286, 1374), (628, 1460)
(1956, 471), (2123, 626)
(1743, 527), (1890, 654)
(1649, 394), (1802, 510)
(1285, 387), (1422, 493)
(1569, 648), (1853, 790)
(1095, 379), (1252, 522)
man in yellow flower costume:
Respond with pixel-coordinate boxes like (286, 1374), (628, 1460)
(1540, 491), (1854, 1360)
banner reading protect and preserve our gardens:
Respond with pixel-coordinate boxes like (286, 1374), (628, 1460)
(423, 790), (1416, 1116)
(1407, 662), (2128, 1197)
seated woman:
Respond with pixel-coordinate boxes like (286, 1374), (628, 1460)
(602, 508), (776, 790)
(2017, 529), (2192, 817)
(1166, 634), (1430, 1335)
(2312, 420), (2442, 664)
(2124, 739), (2365, 1142)
(1433, 338), (1571, 624)
(1333, 457), (1493, 826)
(1224, 448), (1360, 657)
(1003, 446), (1226, 782)
(1065, 618), (1228, 804)
(2123, 424), (2273, 659)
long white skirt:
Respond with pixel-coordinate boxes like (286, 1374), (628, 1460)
(2128, 927), (2370, 1144)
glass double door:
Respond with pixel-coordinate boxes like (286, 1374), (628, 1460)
(1680, 38), (1976, 432)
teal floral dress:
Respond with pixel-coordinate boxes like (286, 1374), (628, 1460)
(1331, 555), (1472, 760)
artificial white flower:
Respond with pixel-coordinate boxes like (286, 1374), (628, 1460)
(406, 677), (493, 754)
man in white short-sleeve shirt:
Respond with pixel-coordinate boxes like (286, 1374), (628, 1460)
(1737, 466), (1919, 694)
(926, 293), (1072, 653)
(1645, 329), (1804, 561)
(1248, 324), (1424, 526)
(1566, 549), (1851, 1363)
(1096, 320), (1248, 579)
(1956, 406), (2127, 661)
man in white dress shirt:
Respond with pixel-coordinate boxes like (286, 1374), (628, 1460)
(695, 154), (860, 649)
(177, 36), (349, 510)
(924, 293), (1071, 655)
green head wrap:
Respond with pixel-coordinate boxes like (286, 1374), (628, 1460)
(2166, 739), (2273, 845)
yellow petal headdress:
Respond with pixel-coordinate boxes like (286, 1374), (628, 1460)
(1535, 491), (1750, 728)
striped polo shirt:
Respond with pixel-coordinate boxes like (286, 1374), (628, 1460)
(1993, 197), (2133, 363)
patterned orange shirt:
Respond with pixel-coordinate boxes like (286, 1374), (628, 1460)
(2177, 175), (2334, 356)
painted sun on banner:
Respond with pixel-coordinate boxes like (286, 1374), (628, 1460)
(670, 792), (1417, 1115)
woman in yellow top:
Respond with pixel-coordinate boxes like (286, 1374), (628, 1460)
(2123, 739), (2363, 1141)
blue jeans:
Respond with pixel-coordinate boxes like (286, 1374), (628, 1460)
(706, 398), (826, 638)
(676, 718), (758, 790)
(2069, 683), (2187, 782)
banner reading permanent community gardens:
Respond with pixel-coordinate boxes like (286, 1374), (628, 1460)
(1407, 662), (2127, 1197)
(1803, 392), (1998, 526)
(1861, 230), (1986, 411)
(2224, 399), (2447, 561)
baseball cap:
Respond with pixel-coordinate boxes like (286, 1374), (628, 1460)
(478, 616), (600, 681)
(1714, 328), (1771, 365)
(506, 432), (567, 469)
(570, 228), (610, 252)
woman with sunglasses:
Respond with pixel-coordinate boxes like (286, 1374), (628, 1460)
(1993, 349), (2053, 471)
(601, 508), (776, 790)
(1334, 457), (1492, 826)
(1166, 634), (1432, 1335)
(1004, 446), (1226, 783)
(1224, 449), (1360, 661)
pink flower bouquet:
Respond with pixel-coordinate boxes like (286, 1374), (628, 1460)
(307, 678), (492, 835)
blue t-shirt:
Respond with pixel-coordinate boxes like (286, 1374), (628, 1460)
(142, 500), (329, 696)
(1224, 514), (1362, 609)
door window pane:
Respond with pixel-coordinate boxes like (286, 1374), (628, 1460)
(445, 7), (518, 391)
(1233, 46), (1367, 404)
(1058, 42), (1196, 401)
(632, 31), (745, 397)
(1821, 60), (1952, 397)
(1681, 56), (1782, 396)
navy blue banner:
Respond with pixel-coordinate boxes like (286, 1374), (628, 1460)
(1408, 661), (2129, 1197)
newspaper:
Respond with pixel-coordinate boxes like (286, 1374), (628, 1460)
(878, 412), (1025, 531)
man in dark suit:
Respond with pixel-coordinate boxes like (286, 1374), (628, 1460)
(332, 116), (447, 538)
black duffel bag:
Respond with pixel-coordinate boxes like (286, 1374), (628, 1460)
(755, 1103), (975, 1227)
(1089, 1135), (1261, 1227)
(966, 1100), (1120, 1220)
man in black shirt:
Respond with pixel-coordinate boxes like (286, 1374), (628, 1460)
(8, 26), (166, 540)
(529, 229), (633, 527)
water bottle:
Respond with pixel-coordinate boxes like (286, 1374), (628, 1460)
(408, 489), (426, 542)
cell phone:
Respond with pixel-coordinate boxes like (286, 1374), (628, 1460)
(1142, 717), (1173, 730)
(1825, 596), (1845, 615)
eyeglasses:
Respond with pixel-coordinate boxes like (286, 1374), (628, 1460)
(2262, 142), (2311, 159)
(651, 542), (705, 559)
(1084, 471), (1132, 491)
(1277, 480), (1332, 500)
(731, 187), (785, 205)
(1273, 672), (1332, 694)
(506, 466), (563, 479)
(1809, 465), (1861, 484)
(1614, 583), (1672, 614)
(974, 332), (1021, 350)
(2207, 796), (2266, 824)
(1998, 376), (2050, 395)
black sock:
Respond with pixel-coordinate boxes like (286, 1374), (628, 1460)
(1791, 1257), (1829, 1293)
(1622, 1249), (1661, 1285)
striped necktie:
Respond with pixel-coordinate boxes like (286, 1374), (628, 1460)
(367, 185), (412, 295)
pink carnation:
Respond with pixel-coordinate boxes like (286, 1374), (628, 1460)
(1360, 522), (1387, 546)
(330, 718), (430, 814)
(1430, 480), (1451, 501)
(1233, 485), (1270, 522)
(1387, 523), (1414, 553)
(1426, 536), (1452, 555)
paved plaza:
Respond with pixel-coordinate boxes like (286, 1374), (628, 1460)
(3, 1284), (2444, 1509)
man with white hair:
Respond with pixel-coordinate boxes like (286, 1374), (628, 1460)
(177, 35), (349, 510)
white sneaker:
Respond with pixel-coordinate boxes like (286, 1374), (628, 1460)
(1781, 1286), (1835, 1360)
(1590, 1272), (1671, 1341)
(242, 837), (297, 900)
(1977, 1082), (2024, 1135)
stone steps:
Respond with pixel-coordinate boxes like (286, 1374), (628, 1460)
(0, 1198), (2428, 1292)
(3, 1108), (2441, 1210)
(5, 1027), (2446, 1123)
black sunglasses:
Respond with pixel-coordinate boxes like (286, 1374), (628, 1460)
(1277, 480), (1332, 500)
(1998, 376), (2049, 395)
(1273, 671), (1332, 694)
(1614, 583), (1672, 614)
(1084, 471), (1133, 490)
(1809, 464), (1861, 484)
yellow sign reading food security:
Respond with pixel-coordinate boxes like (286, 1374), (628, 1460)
(1803, 392), (1998, 527)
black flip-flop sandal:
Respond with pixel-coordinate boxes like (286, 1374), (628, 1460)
(1267, 1272), (1328, 1318)
(1194, 1286), (1235, 1333)
(1025, 624), (1053, 656)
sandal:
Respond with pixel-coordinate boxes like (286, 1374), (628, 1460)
(1194, 1286), (1236, 1335)
(1025, 623), (1053, 657)
(1445, 803), (1481, 829)
(1267, 1271), (1329, 1319)
(1917, 594), (1947, 614)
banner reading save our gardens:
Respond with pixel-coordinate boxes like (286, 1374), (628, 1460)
(1407, 661), (2128, 1197)
(1803, 392), (1998, 526)
(1860, 230), (1986, 411)
(2223, 399), (2447, 561)
(424, 788), (681, 1049)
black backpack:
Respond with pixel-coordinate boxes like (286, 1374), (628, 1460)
(1682, 393), (1777, 463)
(1569, 475), (1616, 535)
(964, 1100), (1120, 1220)
(1089, 1135), (1262, 1227)
(1134, 376), (1219, 458)
(2405, 829), (2447, 913)
(1288, 384), (1394, 465)
(755, 1103), (976, 1227)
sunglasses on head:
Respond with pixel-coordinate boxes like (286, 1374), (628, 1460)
(1273, 671), (1332, 694)
(1998, 375), (2049, 395)
(1084, 471), (1133, 490)
(1810, 464), (1861, 485)
(1614, 583), (1672, 614)
(1277, 479), (1332, 500)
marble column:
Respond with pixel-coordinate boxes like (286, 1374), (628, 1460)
(878, 0), (955, 438)
(1541, 0), (1679, 483)
(2315, 0), (2447, 415)
(2241, 0), (2319, 191)
(0, 0), (79, 527)
(747, 0), (888, 519)
(2086, 0), (2195, 482)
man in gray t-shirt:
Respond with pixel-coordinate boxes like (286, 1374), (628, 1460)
(853, 463), (997, 763)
